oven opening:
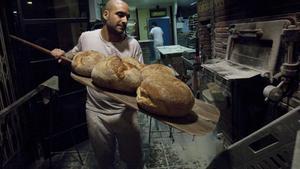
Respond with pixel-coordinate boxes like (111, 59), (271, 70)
(230, 38), (273, 70)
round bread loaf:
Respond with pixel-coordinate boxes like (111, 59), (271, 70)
(72, 50), (105, 77)
(91, 56), (142, 93)
(137, 75), (195, 117)
(122, 57), (145, 70)
(141, 64), (175, 80)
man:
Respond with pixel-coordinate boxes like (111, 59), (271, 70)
(51, 0), (144, 169)
(149, 22), (164, 62)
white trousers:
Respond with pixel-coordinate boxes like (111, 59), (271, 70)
(86, 109), (143, 169)
(154, 41), (163, 60)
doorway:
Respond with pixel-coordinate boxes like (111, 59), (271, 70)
(148, 17), (172, 45)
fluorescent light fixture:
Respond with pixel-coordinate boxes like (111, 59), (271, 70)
(13, 11), (17, 14)
(190, 1), (197, 6)
(129, 6), (136, 11)
(27, 1), (33, 5)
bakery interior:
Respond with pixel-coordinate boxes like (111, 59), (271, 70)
(1, 0), (300, 169)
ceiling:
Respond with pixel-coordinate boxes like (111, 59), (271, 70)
(124, 0), (197, 8)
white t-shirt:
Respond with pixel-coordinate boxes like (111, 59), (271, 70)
(150, 26), (164, 45)
(71, 29), (143, 114)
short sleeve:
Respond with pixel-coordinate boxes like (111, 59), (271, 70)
(136, 44), (144, 64)
(132, 40), (144, 64)
(150, 28), (153, 35)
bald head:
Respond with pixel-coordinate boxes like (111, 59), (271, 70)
(105, 0), (128, 11)
(102, 0), (130, 37)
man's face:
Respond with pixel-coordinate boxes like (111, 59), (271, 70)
(104, 2), (130, 34)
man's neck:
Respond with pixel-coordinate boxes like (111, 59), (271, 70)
(101, 26), (125, 42)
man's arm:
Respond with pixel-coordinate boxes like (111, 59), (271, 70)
(51, 48), (66, 63)
(136, 47), (144, 64)
(149, 28), (154, 39)
(132, 40), (144, 64)
(50, 33), (83, 62)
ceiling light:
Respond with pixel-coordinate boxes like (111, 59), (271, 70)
(190, 1), (197, 6)
(27, 1), (33, 5)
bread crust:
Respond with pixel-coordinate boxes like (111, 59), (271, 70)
(137, 75), (195, 117)
(91, 56), (142, 93)
(72, 50), (105, 77)
(122, 57), (145, 70)
(141, 64), (175, 80)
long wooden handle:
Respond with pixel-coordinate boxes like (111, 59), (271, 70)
(9, 34), (72, 63)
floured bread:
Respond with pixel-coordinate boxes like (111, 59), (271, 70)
(91, 56), (142, 93)
(122, 57), (145, 70)
(137, 75), (195, 117)
(72, 50), (105, 77)
(141, 64), (176, 80)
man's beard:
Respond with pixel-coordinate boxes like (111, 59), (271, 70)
(108, 24), (126, 35)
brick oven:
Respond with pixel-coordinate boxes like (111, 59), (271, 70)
(200, 20), (299, 143)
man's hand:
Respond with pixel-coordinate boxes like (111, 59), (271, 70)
(51, 48), (66, 63)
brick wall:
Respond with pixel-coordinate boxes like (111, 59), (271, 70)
(210, 0), (300, 111)
(197, 0), (213, 59)
(197, 0), (300, 60)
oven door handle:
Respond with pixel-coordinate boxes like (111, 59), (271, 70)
(237, 29), (264, 38)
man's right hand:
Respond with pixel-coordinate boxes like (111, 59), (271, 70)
(51, 48), (66, 63)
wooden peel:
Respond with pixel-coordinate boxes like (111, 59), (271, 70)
(70, 72), (220, 136)
(9, 34), (72, 63)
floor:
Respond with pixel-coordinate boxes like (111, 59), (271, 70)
(5, 113), (224, 169)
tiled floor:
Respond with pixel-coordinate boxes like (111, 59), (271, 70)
(5, 113), (224, 169)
